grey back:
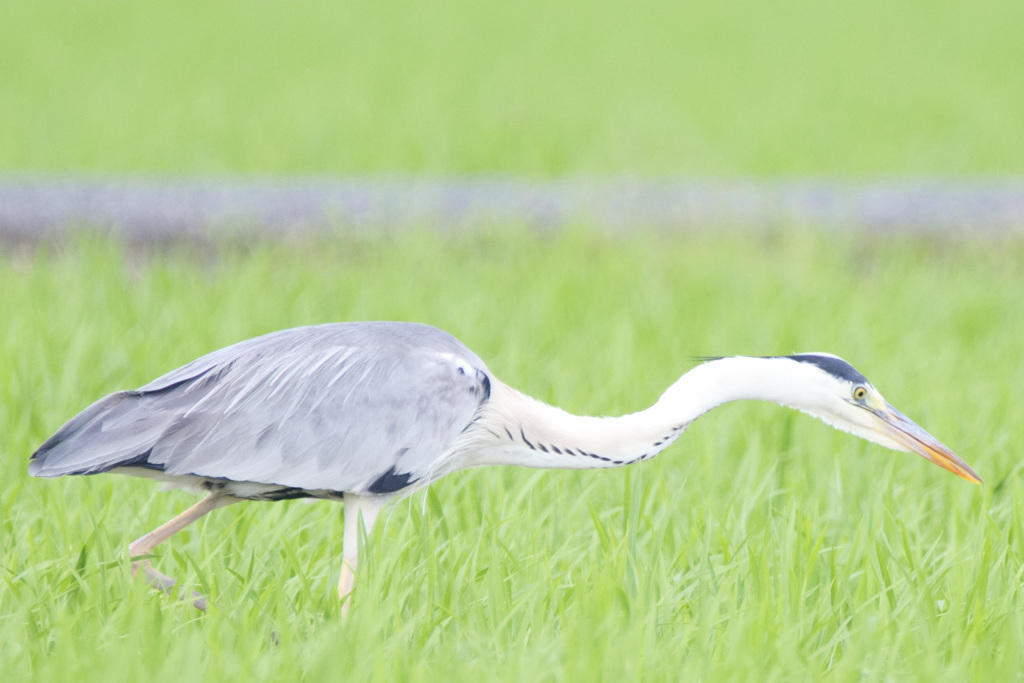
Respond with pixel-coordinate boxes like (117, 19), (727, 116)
(29, 322), (492, 495)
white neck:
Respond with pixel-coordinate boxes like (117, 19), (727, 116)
(463, 356), (831, 470)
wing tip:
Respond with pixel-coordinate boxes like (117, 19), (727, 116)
(27, 457), (47, 478)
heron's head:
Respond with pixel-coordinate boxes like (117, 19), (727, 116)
(775, 354), (981, 484)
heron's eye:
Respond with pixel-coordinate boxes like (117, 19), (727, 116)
(852, 385), (868, 401)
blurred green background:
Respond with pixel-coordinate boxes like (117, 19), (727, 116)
(2, 0), (1023, 177)
(4, 2), (1024, 681)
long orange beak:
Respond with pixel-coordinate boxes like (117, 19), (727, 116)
(872, 403), (982, 484)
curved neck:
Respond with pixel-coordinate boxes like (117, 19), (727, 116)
(467, 357), (810, 471)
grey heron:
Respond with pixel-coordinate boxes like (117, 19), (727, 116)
(29, 322), (981, 610)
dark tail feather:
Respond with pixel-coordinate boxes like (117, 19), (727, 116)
(29, 390), (174, 478)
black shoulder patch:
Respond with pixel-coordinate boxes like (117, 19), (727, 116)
(368, 465), (414, 494)
(787, 354), (869, 385)
(476, 369), (491, 400)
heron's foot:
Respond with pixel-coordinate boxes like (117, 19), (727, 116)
(131, 558), (209, 611)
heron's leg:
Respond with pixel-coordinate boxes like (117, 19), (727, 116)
(128, 492), (238, 611)
(338, 493), (384, 612)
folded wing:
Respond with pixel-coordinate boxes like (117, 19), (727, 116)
(29, 322), (492, 495)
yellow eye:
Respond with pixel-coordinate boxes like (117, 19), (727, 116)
(852, 386), (868, 401)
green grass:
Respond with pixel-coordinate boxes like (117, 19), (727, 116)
(2, 230), (1024, 680)
(2, 0), (1023, 176)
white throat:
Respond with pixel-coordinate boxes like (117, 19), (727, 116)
(459, 356), (836, 472)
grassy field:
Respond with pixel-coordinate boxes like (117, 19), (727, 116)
(3, 2), (1023, 678)
(2, 230), (1023, 680)
(2, 0), (1024, 176)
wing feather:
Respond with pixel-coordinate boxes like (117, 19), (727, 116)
(29, 323), (491, 495)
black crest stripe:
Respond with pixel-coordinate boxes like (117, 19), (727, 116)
(786, 354), (869, 385)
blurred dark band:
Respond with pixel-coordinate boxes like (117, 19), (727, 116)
(2, 177), (1023, 240)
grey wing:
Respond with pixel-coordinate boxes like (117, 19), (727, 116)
(29, 323), (492, 495)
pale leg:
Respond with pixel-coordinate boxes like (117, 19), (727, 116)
(128, 492), (238, 611)
(338, 493), (385, 614)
